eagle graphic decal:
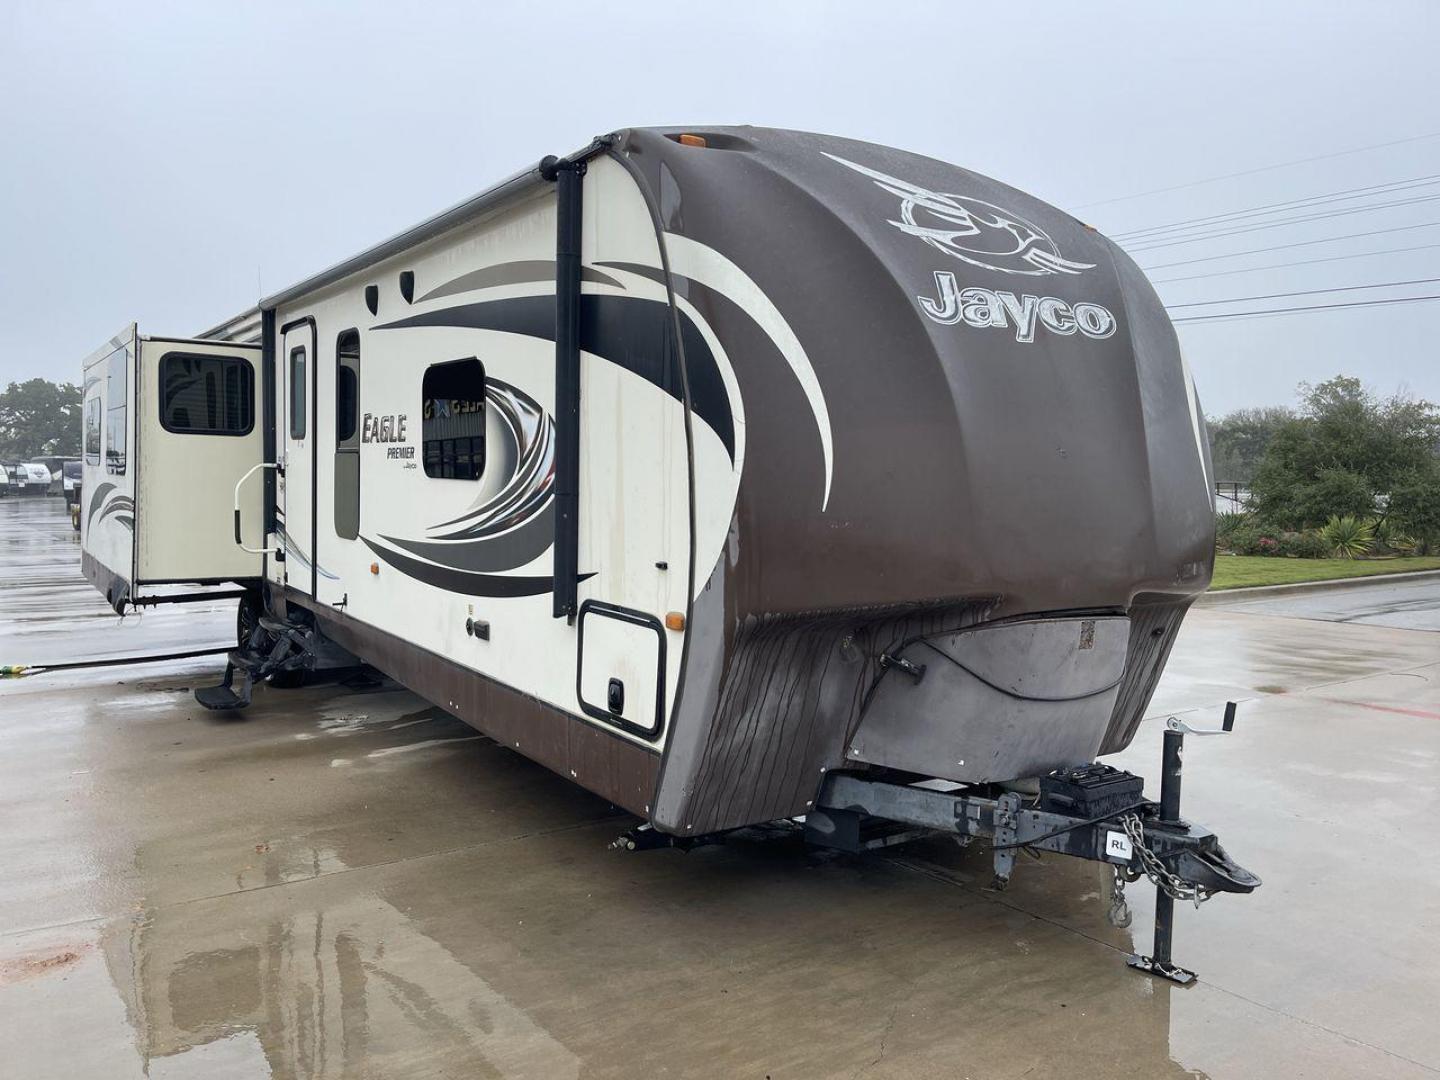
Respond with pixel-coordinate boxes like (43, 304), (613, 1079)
(825, 153), (1095, 277)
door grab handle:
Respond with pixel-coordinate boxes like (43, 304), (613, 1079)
(235, 463), (279, 554)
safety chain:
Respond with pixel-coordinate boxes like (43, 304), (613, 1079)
(1120, 813), (1213, 908)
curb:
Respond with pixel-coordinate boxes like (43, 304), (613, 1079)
(1197, 568), (1440, 607)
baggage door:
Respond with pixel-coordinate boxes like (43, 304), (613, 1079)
(134, 337), (264, 585)
(278, 317), (318, 597)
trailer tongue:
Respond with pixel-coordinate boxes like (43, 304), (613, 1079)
(808, 703), (1257, 985)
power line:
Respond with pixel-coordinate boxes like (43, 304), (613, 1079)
(1125, 191), (1440, 252)
(1167, 276), (1440, 308)
(1072, 130), (1440, 210)
(1111, 174), (1440, 240)
(1138, 221), (1440, 271)
(1170, 293), (1440, 324)
(1148, 242), (1440, 285)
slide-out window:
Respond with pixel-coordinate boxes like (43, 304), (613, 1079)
(334, 330), (361, 540)
(105, 344), (127, 474)
(422, 358), (486, 480)
(289, 347), (307, 439)
(158, 353), (254, 435)
(84, 398), (101, 464)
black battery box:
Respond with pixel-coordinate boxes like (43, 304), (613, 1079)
(1039, 763), (1145, 819)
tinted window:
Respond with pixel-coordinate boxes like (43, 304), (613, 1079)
(105, 345), (127, 474)
(84, 398), (101, 464)
(422, 358), (485, 480)
(159, 353), (254, 435)
(336, 332), (360, 445)
(289, 346), (307, 439)
(335, 330), (361, 540)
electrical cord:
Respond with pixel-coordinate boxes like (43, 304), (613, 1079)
(990, 800), (1150, 851)
(3, 646), (230, 677)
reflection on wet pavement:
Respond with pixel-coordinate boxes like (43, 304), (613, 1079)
(3, 497), (1439, 1078)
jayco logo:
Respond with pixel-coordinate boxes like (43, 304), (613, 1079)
(826, 153), (1119, 343)
(919, 272), (1116, 342)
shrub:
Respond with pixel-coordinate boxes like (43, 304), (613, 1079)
(1371, 518), (1417, 555)
(1215, 511), (1250, 542)
(1318, 515), (1375, 559)
(1276, 530), (1330, 559)
(1222, 524), (1283, 556)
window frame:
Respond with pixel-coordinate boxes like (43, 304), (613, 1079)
(156, 351), (256, 437)
(289, 346), (307, 440)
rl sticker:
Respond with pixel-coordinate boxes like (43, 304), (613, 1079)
(1105, 830), (1134, 862)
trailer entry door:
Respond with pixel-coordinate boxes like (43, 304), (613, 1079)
(278, 317), (318, 598)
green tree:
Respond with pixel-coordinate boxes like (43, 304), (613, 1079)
(1206, 406), (1293, 484)
(1249, 376), (1440, 537)
(0, 378), (82, 459)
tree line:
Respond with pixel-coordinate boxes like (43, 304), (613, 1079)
(0, 379), (82, 460)
(1210, 375), (1440, 549)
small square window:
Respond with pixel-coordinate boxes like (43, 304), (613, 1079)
(422, 358), (485, 480)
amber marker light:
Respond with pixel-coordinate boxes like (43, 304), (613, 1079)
(370, 562), (380, 575)
(677, 134), (707, 148)
(664, 611), (686, 631)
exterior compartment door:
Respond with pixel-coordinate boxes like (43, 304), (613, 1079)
(135, 338), (264, 585)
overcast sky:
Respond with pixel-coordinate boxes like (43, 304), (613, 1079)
(1, 1), (1437, 415)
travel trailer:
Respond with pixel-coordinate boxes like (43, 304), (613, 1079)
(12, 462), (52, 496)
(77, 127), (1254, 979)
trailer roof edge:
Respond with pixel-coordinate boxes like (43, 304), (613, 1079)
(250, 138), (613, 317)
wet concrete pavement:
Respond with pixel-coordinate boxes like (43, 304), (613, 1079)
(2, 496), (1437, 1078)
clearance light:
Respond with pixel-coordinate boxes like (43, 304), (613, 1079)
(677, 134), (707, 148)
(665, 611), (686, 631)
(370, 562), (380, 575)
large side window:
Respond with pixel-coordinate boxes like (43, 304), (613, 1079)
(158, 353), (254, 435)
(105, 345), (127, 474)
(422, 358), (486, 480)
(334, 330), (361, 540)
(84, 398), (101, 464)
(289, 346), (307, 439)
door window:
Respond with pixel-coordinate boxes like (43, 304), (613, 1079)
(289, 346), (307, 439)
(422, 358), (486, 480)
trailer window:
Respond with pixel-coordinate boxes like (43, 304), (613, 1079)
(105, 344), (127, 474)
(158, 353), (254, 436)
(289, 347), (307, 439)
(335, 330), (361, 539)
(84, 398), (101, 464)
(422, 358), (485, 480)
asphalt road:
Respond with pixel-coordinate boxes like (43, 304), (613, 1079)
(2, 495), (1438, 1079)
(1213, 575), (1440, 631)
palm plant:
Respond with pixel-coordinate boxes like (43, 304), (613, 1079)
(1318, 515), (1375, 559)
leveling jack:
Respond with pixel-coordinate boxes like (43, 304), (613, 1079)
(1121, 702), (1249, 984)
